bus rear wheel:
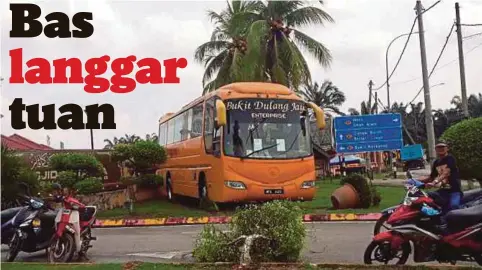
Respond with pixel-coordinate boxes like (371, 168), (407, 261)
(198, 177), (209, 208)
(166, 177), (173, 202)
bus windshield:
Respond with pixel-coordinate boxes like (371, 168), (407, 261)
(223, 99), (312, 159)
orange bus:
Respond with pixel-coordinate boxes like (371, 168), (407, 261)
(157, 82), (325, 203)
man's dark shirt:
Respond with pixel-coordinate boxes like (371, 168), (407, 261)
(430, 154), (461, 193)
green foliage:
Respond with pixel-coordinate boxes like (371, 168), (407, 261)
(56, 171), (79, 189)
(74, 177), (103, 195)
(340, 174), (372, 208)
(193, 200), (305, 263)
(441, 117), (482, 181)
(192, 224), (238, 262)
(137, 174), (164, 188)
(1, 145), (40, 206)
(112, 141), (167, 174)
(50, 153), (103, 177)
(370, 186), (382, 207)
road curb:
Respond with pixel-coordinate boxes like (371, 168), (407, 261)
(93, 213), (382, 228)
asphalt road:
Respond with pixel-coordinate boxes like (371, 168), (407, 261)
(2, 222), (478, 266)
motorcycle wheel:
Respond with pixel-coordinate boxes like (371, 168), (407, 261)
(364, 240), (411, 265)
(475, 254), (482, 266)
(5, 233), (21, 262)
(48, 233), (75, 263)
(373, 215), (390, 235)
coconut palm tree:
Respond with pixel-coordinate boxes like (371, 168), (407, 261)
(348, 101), (376, 115)
(241, 1), (333, 91)
(450, 93), (482, 118)
(300, 80), (345, 115)
(103, 134), (141, 149)
(197, 0), (334, 94)
(145, 133), (159, 142)
(195, 1), (262, 94)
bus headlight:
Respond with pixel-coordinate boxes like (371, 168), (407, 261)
(301, 181), (316, 189)
(225, 181), (246, 190)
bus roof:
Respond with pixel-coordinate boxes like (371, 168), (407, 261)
(159, 82), (299, 123)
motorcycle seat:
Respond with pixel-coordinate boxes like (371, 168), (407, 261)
(461, 188), (482, 204)
(1, 207), (23, 223)
(445, 204), (482, 231)
(39, 209), (58, 222)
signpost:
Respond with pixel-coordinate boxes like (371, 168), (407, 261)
(334, 114), (403, 154)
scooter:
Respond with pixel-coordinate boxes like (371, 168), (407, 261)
(364, 179), (482, 266)
(2, 182), (53, 246)
(373, 171), (482, 235)
(5, 195), (57, 262)
(48, 184), (97, 263)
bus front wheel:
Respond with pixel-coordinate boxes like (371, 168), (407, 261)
(166, 177), (173, 202)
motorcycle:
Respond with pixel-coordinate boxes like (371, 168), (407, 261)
(48, 185), (97, 263)
(373, 171), (482, 235)
(1, 182), (36, 245)
(4, 195), (57, 262)
(364, 179), (482, 266)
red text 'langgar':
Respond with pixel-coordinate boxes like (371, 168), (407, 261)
(9, 48), (188, 93)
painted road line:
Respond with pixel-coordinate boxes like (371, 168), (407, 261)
(93, 213), (382, 228)
(126, 251), (189, 259)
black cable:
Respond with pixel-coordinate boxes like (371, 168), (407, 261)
(461, 23), (482, 27)
(374, 17), (418, 91)
(408, 22), (455, 105)
(463, 32), (482, 40)
(373, 0), (443, 91)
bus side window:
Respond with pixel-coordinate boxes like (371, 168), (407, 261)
(204, 98), (215, 153)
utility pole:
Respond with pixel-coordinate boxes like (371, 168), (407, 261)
(367, 80), (374, 179)
(368, 80), (374, 113)
(415, 0), (436, 163)
(455, 2), (469, 118)
(90, 129), (94, 151)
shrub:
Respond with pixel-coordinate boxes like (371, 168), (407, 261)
(56, 171), (79, 189)
(1, 145), (40, 206)
(74, 177), (103, 195)
(50, 153), (103, 177)
(441, 117), (482, 183)
(112, 141), (167, 174)
(340, 174), (372, 208)
(137, 174), (163, 188)
(193, 200), (305, 264)
(371, 186), (382, 206)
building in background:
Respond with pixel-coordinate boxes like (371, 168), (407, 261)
(1, 134), (53, 151)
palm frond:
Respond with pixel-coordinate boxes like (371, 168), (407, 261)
(292, 29), (331, 67)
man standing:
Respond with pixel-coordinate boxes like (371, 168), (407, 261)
(420, 141), (462, 212)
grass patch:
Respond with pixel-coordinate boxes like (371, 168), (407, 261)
(97, 181), (405, 219)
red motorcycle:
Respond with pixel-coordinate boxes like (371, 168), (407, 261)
(48, 185), (97, 263)
(364, 179), (482, 266)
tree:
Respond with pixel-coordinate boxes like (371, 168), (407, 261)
(1, 145), (40, 208)
(145, 133), (159, 142)
(195, 0), (262, 93)
(441, 117), (482, 186)
(104, 134), (141, 149)
(197, 0), (334, 93)
(348, 101), (376, 115)
(300, 80), (345, 115)
(241, 0), (333, 91)
(450, 93), (482, 118)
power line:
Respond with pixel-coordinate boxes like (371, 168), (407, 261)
(390, 39), (482, 87)
(374, 17), (418, 91)
(461, 23), (482, 27)
(373, 0), (443, 91)
(408, 22), (456, 105)
(463, 32), (482, 40)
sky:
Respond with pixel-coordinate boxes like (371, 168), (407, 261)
(1, 0), (481, 149)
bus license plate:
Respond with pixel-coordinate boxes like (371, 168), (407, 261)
(265, 189), (283, 195)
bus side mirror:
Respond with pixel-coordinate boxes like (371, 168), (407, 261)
(216, 100), (227, 127)
(307, 102), (325, 129)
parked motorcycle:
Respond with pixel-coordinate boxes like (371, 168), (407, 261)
(48, 184), (97, 263)
(364, 179), (482, 266)
(1, 182), (36, 245)
(373, 171), (482, 235)
(4, 195), (57, 262)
